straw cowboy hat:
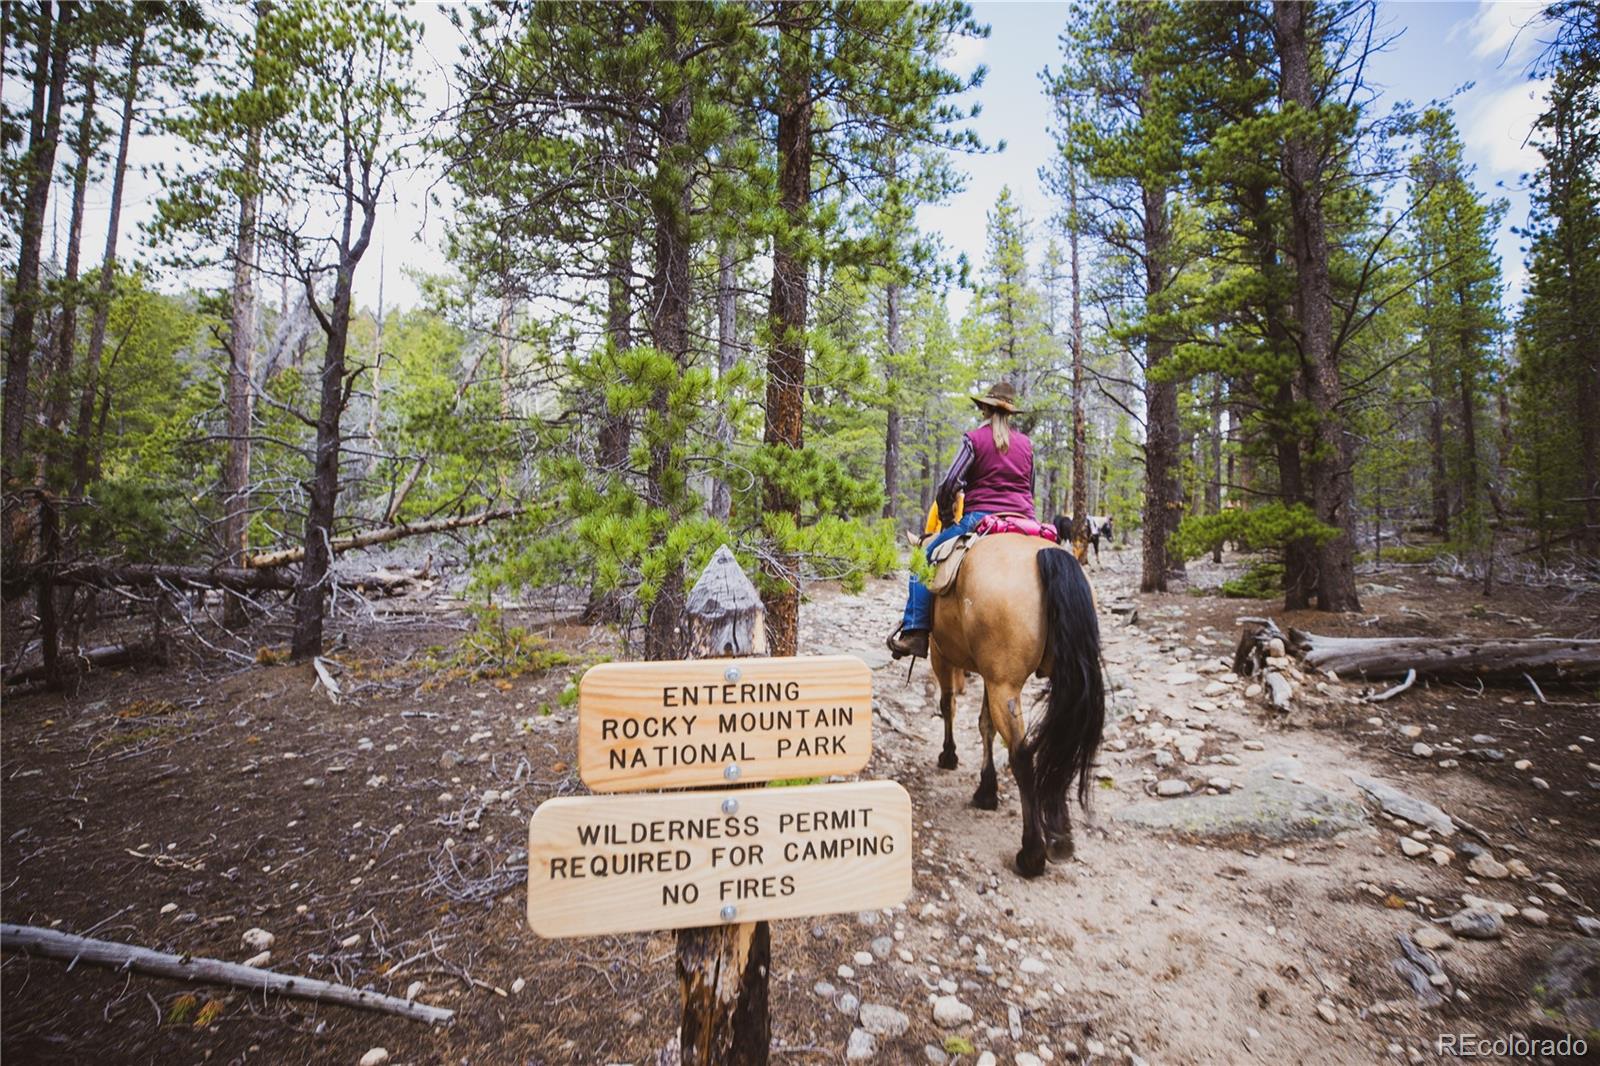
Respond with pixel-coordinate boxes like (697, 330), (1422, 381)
(971, 381), (1021, 413)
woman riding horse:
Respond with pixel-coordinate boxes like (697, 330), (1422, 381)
(887, 381), (1034, 660)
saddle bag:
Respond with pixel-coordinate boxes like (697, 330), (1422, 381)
(927, 534), (973, 596)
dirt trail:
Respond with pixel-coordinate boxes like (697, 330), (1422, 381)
(800, 550), (1594, 1065)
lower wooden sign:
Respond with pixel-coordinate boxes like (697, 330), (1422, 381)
(526, 780), (913, 938)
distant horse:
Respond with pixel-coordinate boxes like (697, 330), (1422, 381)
(1051, 514), (1113, 565)
(927, 533), (1105, 877)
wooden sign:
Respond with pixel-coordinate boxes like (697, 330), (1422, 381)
(577, 655), (873, 792)
(526, 781), (912, 938)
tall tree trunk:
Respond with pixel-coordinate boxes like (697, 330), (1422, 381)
(3, 1), (71, 492)
(1209, 374), (1223, 563)
(710, 238), (737, 520)
(1276, 0), (1360, 612)
(72, 21), (143, 495)
(223, 10), (266, 627)
(761, 9), (812, 657)
(1069, 169), (1087, 524)
(47, 42), (96, 436)
(641, 55), (693, 660)
(1139, 180), (1182, 593)
(1457, 340), (1482, 541)
(882, 279), (901, 520)
(598, 232), (633, 470)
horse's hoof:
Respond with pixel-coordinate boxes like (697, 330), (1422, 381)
(1047, 836), (1075, 862)
(972, 787), (998, 811)
(937, 751), (959, 771)
(1015, 848), (1047, 878)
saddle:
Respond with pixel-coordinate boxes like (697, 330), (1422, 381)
(928, 515), (1058, 596)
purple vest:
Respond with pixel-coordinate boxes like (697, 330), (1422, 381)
(961, 424), (1035, 520)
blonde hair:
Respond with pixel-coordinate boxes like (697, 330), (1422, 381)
(989, 410), (1011, 453)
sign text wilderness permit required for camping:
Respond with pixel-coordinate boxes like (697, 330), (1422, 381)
(576, 655), (873, 792)
(526, 781), (912, 938)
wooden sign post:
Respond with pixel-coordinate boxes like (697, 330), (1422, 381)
(526, 547), (912, 1065)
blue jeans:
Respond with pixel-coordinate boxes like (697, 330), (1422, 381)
(900, 511), (989, 632)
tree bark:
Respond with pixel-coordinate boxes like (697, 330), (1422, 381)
(1275, 0), (1360, 612)
(598, 231), (634, 471)
(3, 0), (71, 490)
(1209, 375), (1224, 562)
(641, 32), (694, 660)
(882, 279), (902, 520)
(47, 40), (97, 435)
(760, 8), (812, 657)
(72, 19), (144, 495)
(711, 238), (738, 520)
(1139, 179), (1182, 593)
(223, 5), (268, 627)
(1069, 167), (1087, 524)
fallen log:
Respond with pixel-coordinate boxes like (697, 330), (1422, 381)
(27, 562), (297, 592)
(2, 641), (158, 685)
(1289, 630), (1600, 683)
(0, 923), (454, 1025)
(246, 508), (516, 568)
(1362, 668), (1417, 703)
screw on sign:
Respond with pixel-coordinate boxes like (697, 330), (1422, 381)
(526, 547), (913, 1065)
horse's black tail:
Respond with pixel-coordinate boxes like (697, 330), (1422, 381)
(1027, 547), (1106, 831)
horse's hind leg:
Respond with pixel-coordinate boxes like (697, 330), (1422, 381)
(987, 681), (1046, 877)
(972, 695), (998, 810)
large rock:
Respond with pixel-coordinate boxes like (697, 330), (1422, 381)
(1449, 908), (1504, 940)
(859, 1004), (910, 1039)
(1348, 773), (1455, 837)
(1115, 759), (1367, 841)
(932, 995), (974, 1028)
(846, 1028), (878, 1062)
(1534, 940), (1600, 1031)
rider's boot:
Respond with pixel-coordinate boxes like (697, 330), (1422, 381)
(886, 627), (928, 659)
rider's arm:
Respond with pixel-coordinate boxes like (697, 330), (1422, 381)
(935, 436), (975, 526)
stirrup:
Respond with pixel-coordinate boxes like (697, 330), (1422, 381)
(886, 627), (928, 660)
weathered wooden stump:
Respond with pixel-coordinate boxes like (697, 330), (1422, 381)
(676, 545), (771, 1065)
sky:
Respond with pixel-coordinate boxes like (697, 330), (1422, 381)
(34, 1), (1555, 320)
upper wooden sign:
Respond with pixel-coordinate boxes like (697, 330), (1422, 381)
(576, 655), (873, 792)
(526, 780), (913, 937)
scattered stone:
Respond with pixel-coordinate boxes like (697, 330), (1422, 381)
(1413, 926), (1453, 951)
(1399, 837), (1428, 858)
(439, 750), (464, 769)
(871, 935), (894, 960)
(242, 950), (270, 968)
(1449, 908), (1505, 940)
(1505, 858), (1533, 879)
(1464, 748), (1505, 762)
(1514, 759), (1533, 771)
(241, 928), (275, 953)
(932, 995), (974, 1028)
(1575, 917), (1600, 938)
(1316, 999), (1337, 1024)
(1531, 777), (1550, 790)
(837, 992), (861, 1015)
(1019, 957), (1048, 975)
(1399, 725), (1423, 739)
(159, 903), (178, 916)
(924, 1046), (949, 1065)
(815, 980), (836, 998)
(976, 1053), (997, 1066)
(1468, 854), (1509, 880)
(1016, 1054), (1044, 1066)
(1462, 894), (1519, 918)
(405, 981), (424, 1001)
(854, 951), (876, 967)
(1245, 685), (1263, 700)
(1202, 680), (1229, 697)
(1411, 743), (1434, 759)
(838, 964), (856, 980)
(1156, 780), (1191, 797)
(846, 1028), (878, 1062)
(1430, 846), (1455, 866)
(511, 976), (526, 994)
(1521, 907), (1550, 927)
(339, 933), (362, 949)
(1207, 777), (1234, 793)
(860, 1004), (910, 1039)
(359, 1050), (390, 1066)
(1349, 773), (1455, 837)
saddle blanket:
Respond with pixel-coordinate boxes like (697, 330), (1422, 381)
(928, 516), (1059, 595)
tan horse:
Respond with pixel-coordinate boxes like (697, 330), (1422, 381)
(928, 533), (1105, 877)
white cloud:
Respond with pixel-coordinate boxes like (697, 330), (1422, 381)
(1462, 78), (1551, 176)
(943, 31), (989, 80)
(1449, 1), (1549, 66)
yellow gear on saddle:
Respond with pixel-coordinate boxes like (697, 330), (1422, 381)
(923, 494), (963, 537)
